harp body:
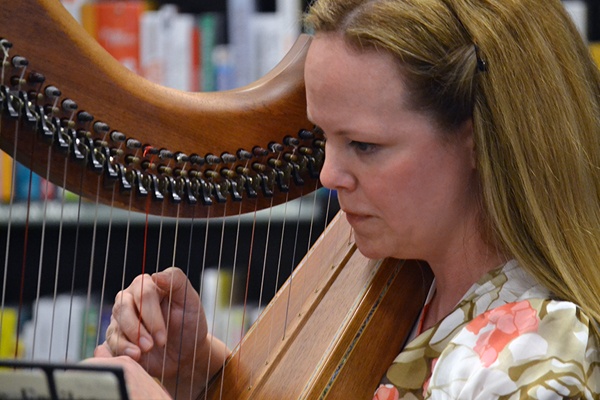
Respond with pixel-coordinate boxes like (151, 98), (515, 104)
(0, 0), (433, 398)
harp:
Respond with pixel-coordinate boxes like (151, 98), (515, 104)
(0, 0), (433, 399)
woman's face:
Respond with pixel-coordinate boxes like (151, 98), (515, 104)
(305, 33), (481, 263)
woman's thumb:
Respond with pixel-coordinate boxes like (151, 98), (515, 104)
(151, 267), (195, 304)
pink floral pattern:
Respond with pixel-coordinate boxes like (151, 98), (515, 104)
(466, 301), (539, 367)
(372, 384), (400, 400)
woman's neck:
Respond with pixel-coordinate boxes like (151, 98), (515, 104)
(422, 249), (508, 331)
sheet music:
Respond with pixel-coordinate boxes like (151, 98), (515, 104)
(0, 361), (129, 400)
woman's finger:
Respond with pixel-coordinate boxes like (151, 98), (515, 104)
(104, 319), (143, 360)
(152, 267), (198, 307)
(93, 342), (113, 358)
(128, 274), (169, 348)
(111, 292), (149, 345)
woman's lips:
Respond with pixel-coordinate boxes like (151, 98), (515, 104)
(344, 211), (370, 226)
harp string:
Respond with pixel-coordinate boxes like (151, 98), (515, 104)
(135, 150), (167, 350)
(145, 165), (168, 376)
(16, 100), (32, 361)
(31, 147), (52, 360)
(215, 199), (246, 395)
(232, 159), (267, 389)
(173, 203), (197, 397)
(204, 202), (235, 398)
(135, 200), (150, 348)
(143, 197), (165, 379)
(257, 197), (276, 313)
(64, 122), (87, 363)
(283, 185), (304, 338)
(113, 179), (134, 366)
(225, 205), (243, 347)
(233, 201), (259, 389)
(161, 203), (182, 384)
(268, 189), (291, 355)
(263, 191), (289, 365)
(47, 159), (69, 362)
(0, 156), (11, 357)
(81, 175), (102, 360)
(298, 180), (323, 305)
(197, 206), (211, 396)
(95, 186), (117, 352)
(132, 164), (156, 376)
(1, 102), (17, 357)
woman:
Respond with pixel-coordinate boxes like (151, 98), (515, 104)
(89, 0), (600, 398)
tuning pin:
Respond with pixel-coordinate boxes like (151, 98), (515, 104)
(221, 153), (237, 164)
(143, 145), (159, 157)
(94, 121), (111, 135)
(189, 154), (205, 166)
(43, 86), (61, 102)
(111, 131), (126, 142)
(268, 142), (284, 153)
(61, 98), (78, 112)
(159, 149), (173, 160)
(205, 154), (221, 165)
(11, 56), (28, 68)
(237, 149), (252, 160)
(0, 39), (13, 50)
(126, 138), (142, 149)
(77, 112), (94, 124)
(27, 72), (45, 84)
(298, 129), (315, 140)
(174, 152), (189, 163)
(283, 136), (300, 146)
(253, 146), (268, 157)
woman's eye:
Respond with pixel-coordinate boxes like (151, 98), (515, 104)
(350, 141), (377, 153)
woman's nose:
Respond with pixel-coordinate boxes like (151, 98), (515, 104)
(319, 142), (354, 191)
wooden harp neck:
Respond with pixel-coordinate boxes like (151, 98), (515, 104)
(0, 0), (319, 218)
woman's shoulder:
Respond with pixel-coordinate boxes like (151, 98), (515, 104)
(457, 298), (599, 364)
(429, 298), (600, 399)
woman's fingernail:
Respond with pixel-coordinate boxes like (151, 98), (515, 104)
(139, 336), (153, 352)
(124, 346), (140, 359)
(155, 331), (166, 346)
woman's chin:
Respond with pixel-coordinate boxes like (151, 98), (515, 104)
(354, 238), (388, 260)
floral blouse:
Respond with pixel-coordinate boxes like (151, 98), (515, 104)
(373, 260), (600, 399)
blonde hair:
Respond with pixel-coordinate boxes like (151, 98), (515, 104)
(305, 0), (600, 326)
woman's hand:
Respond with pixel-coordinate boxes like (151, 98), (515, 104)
(100, 267), (229, 399)
(84, 345), (172, 400)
